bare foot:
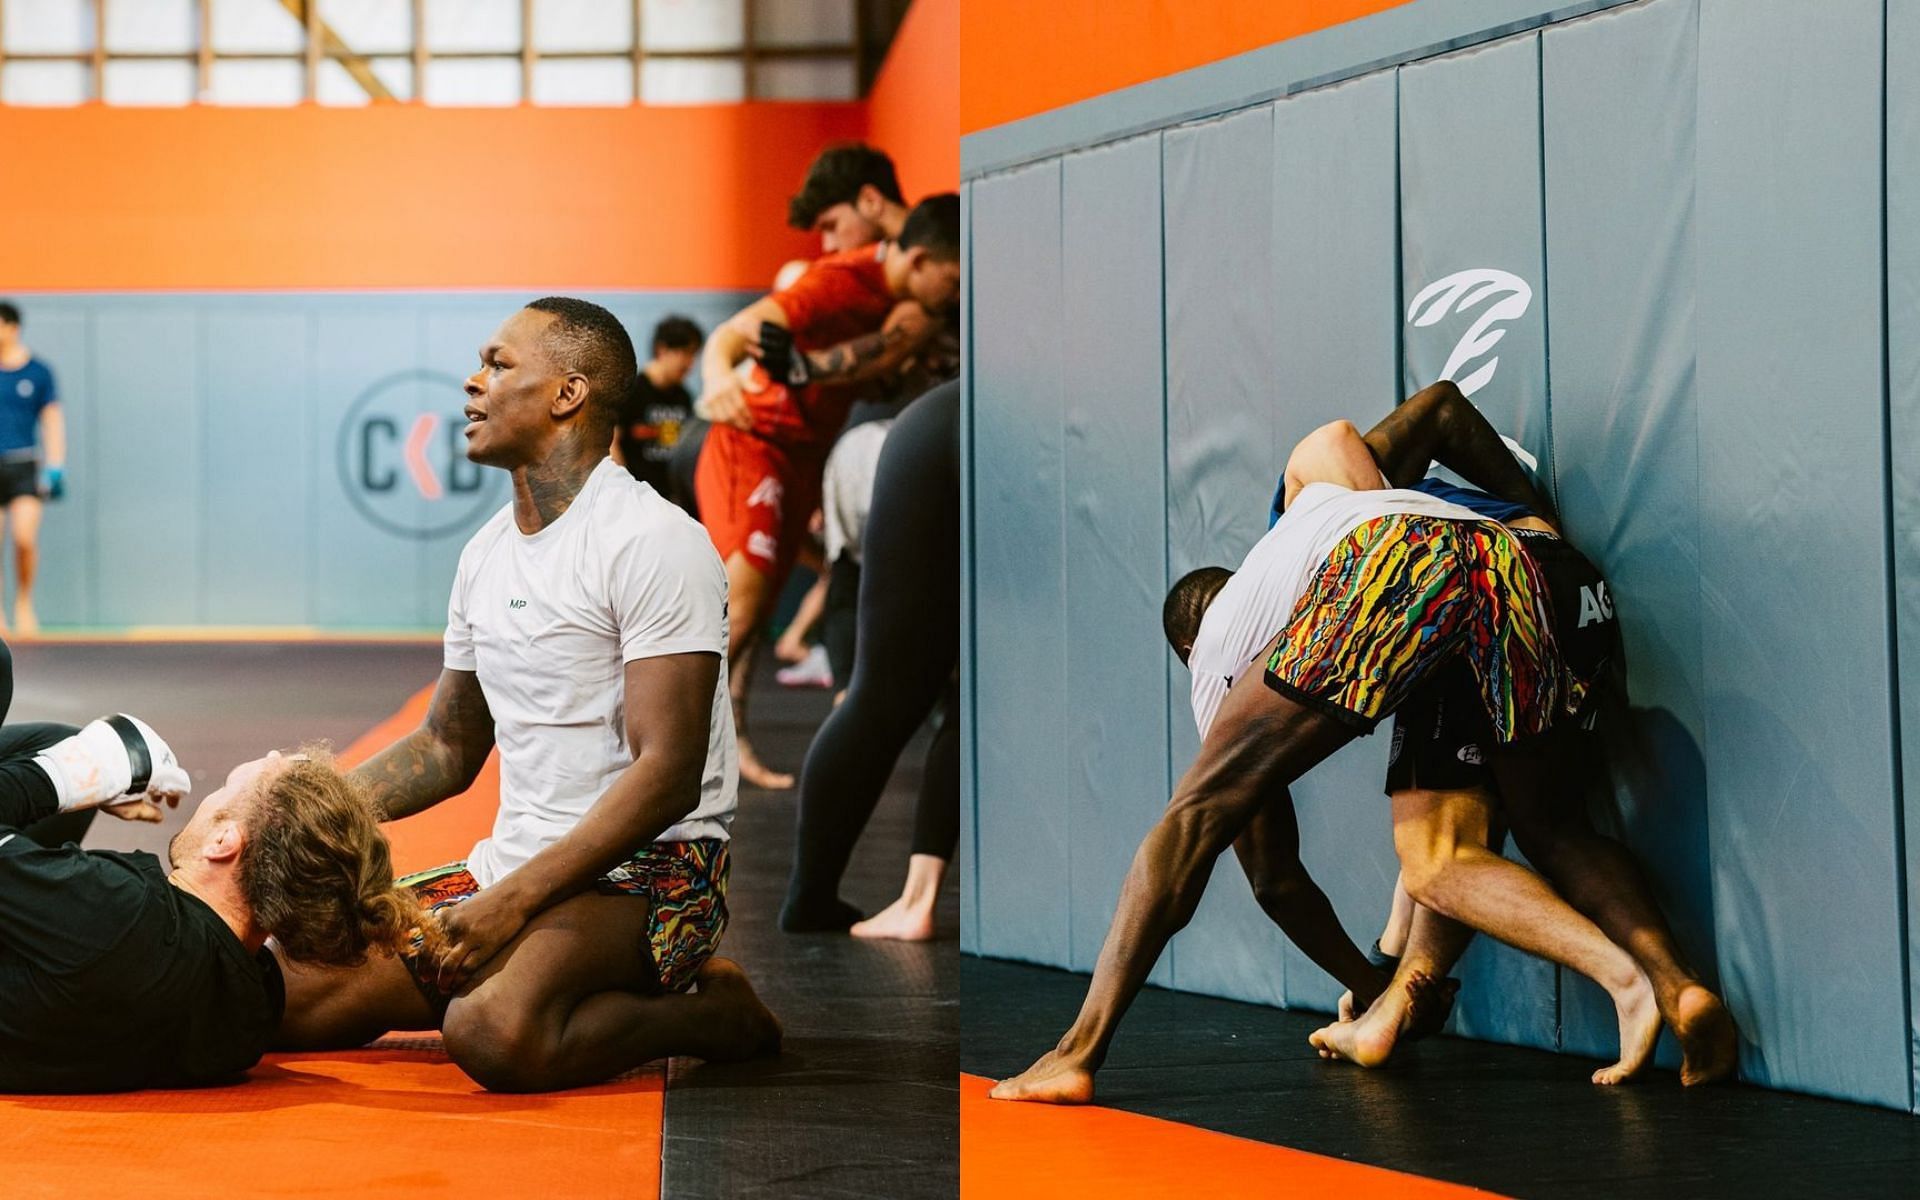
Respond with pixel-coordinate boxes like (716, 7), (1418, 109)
(1673, 983), (1737, 1086)
(13, 602), (37, 638)
(989, 1049), (1095, 1104)
(1311, 970), (1429, 1068)
(692, 957), (783, 1061)
(850, 895), (937, 942)
(773, 635), (808, 664)
(1593, 972), (1661, 1085)
(737, 738), (794, 791)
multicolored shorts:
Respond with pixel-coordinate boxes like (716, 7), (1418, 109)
(398, 839), (729, 1001)
(1264, 514), (1584, 743)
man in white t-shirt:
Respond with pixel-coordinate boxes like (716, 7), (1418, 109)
(993, 383), (1667, 1106)
(274, 298), (780, 1092)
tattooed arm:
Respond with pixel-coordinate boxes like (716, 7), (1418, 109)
(351, 669), (496, 821)
(803, 301), (937, 386)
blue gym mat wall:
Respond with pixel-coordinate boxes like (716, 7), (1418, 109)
(6, 291), (750, 629)
(962, 0), (1920, 1111)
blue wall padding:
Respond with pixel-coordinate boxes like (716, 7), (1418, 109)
(17, 291), (747, 628)
(1059, 135), (1177, 980)
(1268, 71), (1404, 1015)
(1160, 106), (1292, 1007)
(965, 0), (1920, 1108)
(970, 161), (1074, 967)
(1695, 0), (1906, 1107)
(960, 180), (981, 957)
(1894, 0), (1920, 1115)
(1398, 33), (1554, 496)
(1397, 31), (1558, 1053)
(1540, 0), (1709, 1069)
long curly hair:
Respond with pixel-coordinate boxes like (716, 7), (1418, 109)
(236, 748), (432, 967)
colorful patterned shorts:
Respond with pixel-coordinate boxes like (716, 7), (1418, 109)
(1263, 514), (1584, 742)
(398, 839), (729, 1001)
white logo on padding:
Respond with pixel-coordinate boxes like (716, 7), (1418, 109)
(1457, 744), (1484, 766)
(15, 381), (31, 398)
(1407, 268), (1533, 398)
(1578, 582), (1615, 628)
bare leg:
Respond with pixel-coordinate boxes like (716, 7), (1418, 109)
(1233, 792), (1386, 1011)
(1496, 742), (1736, 1086)
(1389, 787), (1660, 1085)
(991, 672), (1354, 1104)
(442, 891), (780, 1093)
(850, 853), (946, 942)
(1378, 875), (1415, 958)
(8, 497), (39, 636)
(273, 949), (440, 1050)
(775, 573), (828, 663)
(722, 550), (793, 791)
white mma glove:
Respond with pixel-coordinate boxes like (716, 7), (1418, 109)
(33, 714), (192, 813)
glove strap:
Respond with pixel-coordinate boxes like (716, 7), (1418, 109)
(105, 715), (152, 794)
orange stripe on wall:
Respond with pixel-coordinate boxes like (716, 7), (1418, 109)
(870, 0), (959, 197)
(1, 104), (866, 291)
(960, 0), (1414, 134)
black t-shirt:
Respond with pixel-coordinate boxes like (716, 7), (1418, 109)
(618, 374), (694, 494)
(0, 832), (284, 1093)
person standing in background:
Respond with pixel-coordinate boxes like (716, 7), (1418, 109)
(616, 316), (704, 510)
(0, 303), (65, 638)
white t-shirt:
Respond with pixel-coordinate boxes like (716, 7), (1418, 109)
(445, 458), (738, 888)
(1186, 482), (1484, 740)
(822, 418), (892, 564)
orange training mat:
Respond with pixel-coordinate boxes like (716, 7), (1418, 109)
(1, 681), (663, 1200)
(960, 1074), (1502, 1199)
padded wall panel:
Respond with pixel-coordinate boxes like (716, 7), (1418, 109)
(1269, 70), (1405, 1013)
(1162, 105), (1286, 1006)
(1541, 0), (1709, 1067)
(1399, 33), (1553, 492)
(960, 179), (980, 956)
(200, 310), (313, 624)
(1696, 0), (1905, 1107)
(1888, 0), (1920, 1114)
(1398, 33), (1558, 1051)
(970, 161), (1073, 966)
(1059, 134), (1174, 979)
(94, 309), (202, 626)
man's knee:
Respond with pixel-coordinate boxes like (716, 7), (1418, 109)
(1248, 860), (1312, 914)
(1393, 793), (1467, 904)
(443, 995), (555, 1093)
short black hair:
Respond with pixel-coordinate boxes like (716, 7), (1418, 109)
(1163, 567), (1234, 660)
(0, 302), (19, 328)
(788, 143), (903, 230)
(523, 297), (638, 431)
(898, 193), (960, 260)
(651, 315), (703, 355)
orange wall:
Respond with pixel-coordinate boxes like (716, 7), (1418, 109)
(961, 0), (1413, 133)
(0, 103), (866, 291)
(870, 0), (959, 198)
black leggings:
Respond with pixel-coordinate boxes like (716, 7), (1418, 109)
(0, 640), (90, 844)
(782, 381), (959, 929)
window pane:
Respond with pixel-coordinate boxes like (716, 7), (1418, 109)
(641, 0), (742, 52)
(1, 61), (91, 105)
(318, 55), (414, 104)
(104, 60), (197, 106)
(423, 56), (521, 106)
(4, 0), (93, 55)
(753, 56), (855, 101)
(316, 0), (412, 54)
(208, 59), (305, 105)
(532, 56), (633, 105)
(212, 0), (306, 53)
(639, 57), (742, 104)
(104, 0), (195, 53)
(752, 0), (851, 49)
(426, 0), (520, 53)
(535, 0), (632, 53)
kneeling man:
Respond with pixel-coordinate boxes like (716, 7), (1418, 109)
(276, 299), (781, 1091)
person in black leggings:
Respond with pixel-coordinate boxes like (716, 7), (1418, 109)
(780, 379), (958, 938)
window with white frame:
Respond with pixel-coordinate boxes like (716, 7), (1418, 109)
(0, 0), (863, 107)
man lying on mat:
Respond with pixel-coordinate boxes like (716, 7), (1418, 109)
(0, 691), (417, 1092)
(992, 382), (1730, 1104)
(274, 298), (781, 1092)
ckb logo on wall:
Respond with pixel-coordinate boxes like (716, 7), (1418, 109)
(337, 370), (506, 540)
(1406, 268), (1533, 397)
